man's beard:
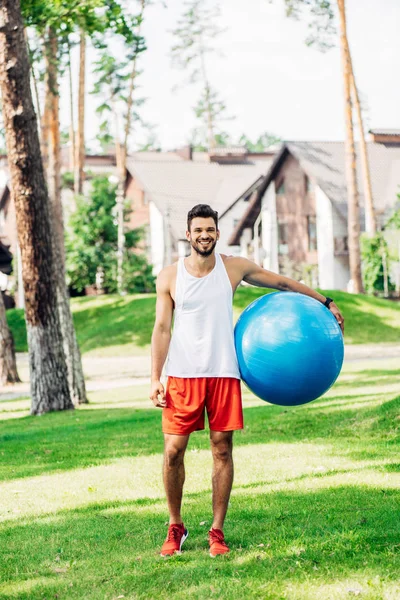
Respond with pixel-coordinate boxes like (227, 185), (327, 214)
(190, 238), (217, 257)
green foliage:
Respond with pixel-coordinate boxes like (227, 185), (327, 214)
(239, 131), (282, 151)
(283, 0), (336, 51)
(171, 0), (231, 147)
(65, 175), (155, 295)
(386, 198), (400, 229)
(361, 232), (395, 295)
(171, 0), (224, 80)
(61, 170), (74, 189)
(21, 0), (138, 40)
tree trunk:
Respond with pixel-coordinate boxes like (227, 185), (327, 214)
(0, 291), (20, 385)
(337, 0), (364, 293)
(75, 28), (85, 195)
(67, 40), (76, 172)
(122, 0), (145, 169)
(0, 0), (72, 414)
(112, 100), (125, 296)
(349, 64), (377, 235)
(46, 27), (88, 405)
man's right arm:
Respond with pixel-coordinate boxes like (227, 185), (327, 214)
(149, 268), (174, 408)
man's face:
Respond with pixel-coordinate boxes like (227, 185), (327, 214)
(186, 217), (219, 257)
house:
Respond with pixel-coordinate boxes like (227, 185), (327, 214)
(0, 145), (275, 302)
(125, 146), (275, 273)
(229, 130), (400, 290)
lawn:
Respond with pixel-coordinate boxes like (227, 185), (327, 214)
(6, 288), (400, 355)
(0, 359), (399, 599)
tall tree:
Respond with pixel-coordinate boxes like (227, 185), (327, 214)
(0, 0), (72, 414)
(171, 0), (229, 150)
(283, 0), (365, 291)
(92, 11), (146, 294)
(337, 0), (363, 292)
(0, 291), (20, 385)
(21, 0), (138, 403)
(75, 28), (85, 195)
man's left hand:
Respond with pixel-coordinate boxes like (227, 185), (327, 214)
(329, 302), (344, 334)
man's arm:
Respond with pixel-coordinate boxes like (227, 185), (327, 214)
(234, 257), (344, 333)
(149, 268), (174, 408)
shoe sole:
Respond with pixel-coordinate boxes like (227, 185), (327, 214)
(160, 530), (189, 557)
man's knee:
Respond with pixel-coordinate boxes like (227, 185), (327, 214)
(211, 435), (233, 463)
(164, 444), (186, 468)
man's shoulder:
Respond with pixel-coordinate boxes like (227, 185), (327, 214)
(156, 262), (178, 289)
(220, 254), (247, 268)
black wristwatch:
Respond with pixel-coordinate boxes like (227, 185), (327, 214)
(324, 297), (334, 309)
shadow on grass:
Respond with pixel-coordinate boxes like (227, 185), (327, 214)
(0, 486), (399, 599)
(73, 295), (156, 353)
(7, 288), (400, 355)
(1, 393), (399, 483)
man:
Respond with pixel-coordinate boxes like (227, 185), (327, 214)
(150, 204), (344, 558)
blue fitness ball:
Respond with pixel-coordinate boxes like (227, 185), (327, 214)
(234, 292), (344, 406)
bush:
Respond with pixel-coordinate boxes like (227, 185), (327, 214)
(361, 232), (394, 295)
(66, 176), (155, 294)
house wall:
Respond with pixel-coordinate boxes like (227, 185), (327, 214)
(315, 186), (349, 289)
(261, 181), (279, 273)
(125, 174), (150, 231)
(275, 155), (318, 266)
(149, 200), (165, 275)
(218, 198), (249, 256)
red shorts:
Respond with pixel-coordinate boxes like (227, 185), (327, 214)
(162, 377), (243, 435)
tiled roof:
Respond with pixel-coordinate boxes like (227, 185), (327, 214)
(228, 140), (400, 245)
(126, 156), (273, 240)
(287, 140), (400, 219)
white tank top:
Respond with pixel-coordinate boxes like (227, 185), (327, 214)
(165, 253), (240, 379)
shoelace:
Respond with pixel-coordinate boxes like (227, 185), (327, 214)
(167, 525), (182, 541)
(209, 529), (227, 546)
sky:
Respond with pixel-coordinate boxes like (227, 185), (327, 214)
(61, 0), (400, 152)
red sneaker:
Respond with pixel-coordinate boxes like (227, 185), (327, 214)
(160, 523), (188, 557)
(208, 528), (229, 557)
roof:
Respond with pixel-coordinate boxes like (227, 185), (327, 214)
(369, 129), (400, 136)
(287, 140), (400, 218)
(126, 155), (273, 240)
(229, 140), (400, 244)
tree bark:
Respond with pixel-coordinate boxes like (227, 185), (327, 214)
(0, 291), (20, 385)
(349, 64), (377, 235)
(74, 28), (85, 195)
(122, 0), (145, 169)
(0, 0), (72, 414)
(337, 0), (364, 293)
(67, 40), (76, 173)
(45, 27), (87, 405)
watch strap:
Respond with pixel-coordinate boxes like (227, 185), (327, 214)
(324, 297), (334, 308)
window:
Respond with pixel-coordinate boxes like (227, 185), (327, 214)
(276, 179), (285, 195)
(307, 216), (317, 251)
(278, 222), (289, 255)
(305, 175), (313, 193)
(233, 218), (240, 229)
(334, 237), (348, 254)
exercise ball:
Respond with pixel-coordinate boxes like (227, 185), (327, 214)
(234, 292), (344, 406)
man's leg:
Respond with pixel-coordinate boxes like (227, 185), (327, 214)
(163, 433), (190, 524)
(209, 430), (234, 531)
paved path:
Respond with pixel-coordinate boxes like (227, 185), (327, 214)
(1, 344), (399, 401)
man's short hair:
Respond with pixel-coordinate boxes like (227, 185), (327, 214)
(187, 204), (218, 231)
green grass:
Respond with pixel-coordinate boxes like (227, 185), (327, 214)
(0, 360), (399, 599)
(6, 288), (400, 354)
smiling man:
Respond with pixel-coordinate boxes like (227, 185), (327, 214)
(150, 204), (344, 558)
